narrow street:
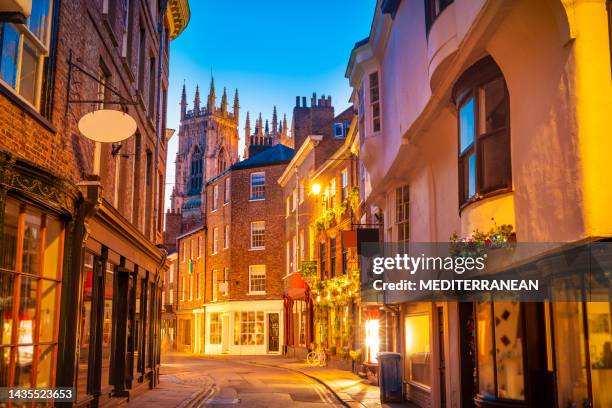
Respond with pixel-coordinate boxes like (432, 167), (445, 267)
(134, 354), (343, 408)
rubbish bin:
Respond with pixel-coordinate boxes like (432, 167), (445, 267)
(378, 352), (403, 403)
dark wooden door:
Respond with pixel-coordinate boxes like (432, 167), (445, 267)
(268, 313), (280, 352)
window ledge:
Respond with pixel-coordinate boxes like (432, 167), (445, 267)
(459, 188), (513, 214)
(248, 247), (265, 251)
(248, 291), (266, 296)
(249, 198), (266, 202)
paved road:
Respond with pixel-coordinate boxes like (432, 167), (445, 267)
(194, 356), (342, 408)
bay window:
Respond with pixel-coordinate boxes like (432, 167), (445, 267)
(0, 0), (53, 109)
(369, 72), (381, 133)
(454, 56), (511, 207)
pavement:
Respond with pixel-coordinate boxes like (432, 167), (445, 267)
(127, 353), (415, 408)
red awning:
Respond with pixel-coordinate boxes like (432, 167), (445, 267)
(287, 273), (308, 299)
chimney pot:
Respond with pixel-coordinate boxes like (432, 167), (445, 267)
(296, 96), (300, 107)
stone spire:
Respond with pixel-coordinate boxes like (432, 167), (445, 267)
(180, 82), (187, 120)
(233, 88), (239, 121)
(207, 77), (216, 113)
(245, 111), (251, 139)
(257, 113), (263, 136)
(221, 87), (228, 114)
(272, 106), (278, 136)
(194, 85), (201, 114)
(282, 114), (288, 136)
(265, 119), (270, 136)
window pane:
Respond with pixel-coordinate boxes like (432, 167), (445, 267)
(405, 314), (431, 386)
(476, 302), (495, 397)
(494, 301), (524, 400)
(36, 345), (54, 387)
(39, 280), (58, 343)
(586, 301), (612, 408)
(28, 0), (50, 43)
(552, 301), (588, 408)
(468, 153), (476, 198)
(22, 208), (42, 275)
(0, 346), (9, 386)
(480, 131), (510, 192)
(0, 24), (19, 88)
(0, 272), (15, 346)
(459, 97), (475, 153)
(480, 78), (507, 133)
(18, 275), (37, 345)
(0, 199), (19, 271)
(19, 39), (39, 104)
(15, 346), (33, 386)
(43, 216), (62, 279)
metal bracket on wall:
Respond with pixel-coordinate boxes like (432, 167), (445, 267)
(65, 49), (138, 115)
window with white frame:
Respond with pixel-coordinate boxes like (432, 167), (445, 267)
(250, 172), (265, 200)
(223, 267), (229, 296)
(234, 311), (264, 345)
(330, 179), (337, 207)
(341, 169), (349, 201)
(197, 236), (202, 258)
(212, 184), (219, 211)
(224, 225), (230, 249)
(286, 195), (291, 217)
(212, 227), (219, 254)
(369, 72), (381, 132)
(396, 185), (409, 245)
(209, 313), (221, 344)
(250, 221), (265, 249)
(286, 241), (291, 275)
(0, 0), (54, 109)
(249, 265), (266, 294)
(334, 123), (345, 138)
(224, 177), (230, 204)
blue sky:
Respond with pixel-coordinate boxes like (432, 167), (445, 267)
(165, 0), (376, 208)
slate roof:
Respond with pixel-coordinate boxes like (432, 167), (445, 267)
(231, 144), (295, 170)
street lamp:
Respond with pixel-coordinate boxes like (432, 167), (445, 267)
(310, 182), (322, 196)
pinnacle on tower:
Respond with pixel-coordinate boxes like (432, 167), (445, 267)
(180, 82), (187, 120)
(272, 106), (278, 136)
(257, 113), (263, 136)
(194, 85), (201, 114)
(233, 88), (240, 120)
(282, 114), (288, 136)
(265, 119), (269, 135)
(207, 77), (216, 113)
(221, 87), (228, 114)
(245, 111), (251, 138)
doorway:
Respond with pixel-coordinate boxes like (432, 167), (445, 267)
(221, 315), (230, 353)
(268, 313), (280, 353)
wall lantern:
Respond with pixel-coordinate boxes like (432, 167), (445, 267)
(310, 182), (322, 196)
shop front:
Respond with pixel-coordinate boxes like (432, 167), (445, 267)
(205, 300), (284, 355)
(283, 271), (313, 358)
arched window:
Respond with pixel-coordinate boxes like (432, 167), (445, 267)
(453, 56), (511, 207)
(217, 148), (226, 175)
(190, 146), (202, 192)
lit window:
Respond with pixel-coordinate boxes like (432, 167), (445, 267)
(0, 0), (53, 109)
(248, 265), (266, 294)
(250, 221), (265, 249)
(209, 313), (221, 344)
(405, 314), (431, 386)
(250, 172), (265, 200)
(212, 227), (219, 254)
(334, 123), (345, 138)
(369, 72), (381, 132)
(234, 311), (264, 345)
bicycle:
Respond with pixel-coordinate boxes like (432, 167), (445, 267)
(306, 348), (327, 366)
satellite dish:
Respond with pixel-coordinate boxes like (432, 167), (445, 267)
(78, 109), (137, 143)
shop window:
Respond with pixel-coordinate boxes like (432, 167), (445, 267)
(250, 172), (265, 200)
(0, 198), (63, 388)
(101, 258), (116, 389)
(209, 313), (221, 345)
(476, 301), (524, 401)
(454, 56), (511, 206)
(424, 0), (453, 33)
(77, 252), (95, 398)
(0, 0), (53, 109)
(248, 265), (266, 294)
(405, 314), (431, 387)
(233, 311), (264, 346)
(250, 221), (265, 250)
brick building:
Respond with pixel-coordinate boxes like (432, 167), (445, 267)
(161, 251), (178, 352)
(203, 142), (294, 355)
(175, 226), (206, 353)
(279, 98), (355, 358)
(0, 0), (189, 406)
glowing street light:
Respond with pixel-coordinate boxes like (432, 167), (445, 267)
(310, 182), (322, 196)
